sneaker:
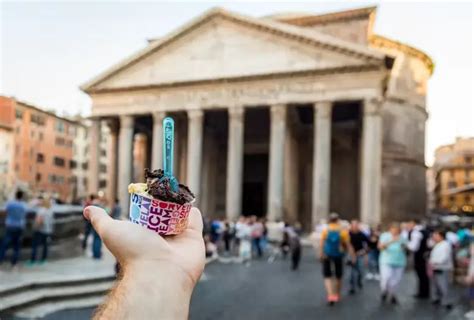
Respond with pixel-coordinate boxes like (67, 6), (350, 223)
(464, 310), (474, 319)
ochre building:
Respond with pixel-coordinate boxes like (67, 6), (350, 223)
(434, 137), (474, 214)
(82, 7), (433, 227)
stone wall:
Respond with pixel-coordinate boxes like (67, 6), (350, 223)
(381, 100), (427, 223)
(307, 18), (371, 45)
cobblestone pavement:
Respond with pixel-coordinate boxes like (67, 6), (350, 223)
(43, 249), (470, 320)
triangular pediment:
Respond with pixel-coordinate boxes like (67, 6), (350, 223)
(83, 8), (386, 92)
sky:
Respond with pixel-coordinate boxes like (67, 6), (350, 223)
(0, 1), (472, 165)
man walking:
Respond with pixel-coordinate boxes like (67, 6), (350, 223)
(406, 219), (431, 299)
(319, 213), (352, 305)
(0, 190), (28, 267)
(348, 220), (368, 294)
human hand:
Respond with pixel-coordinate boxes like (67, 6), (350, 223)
(83, 205), (205, 289)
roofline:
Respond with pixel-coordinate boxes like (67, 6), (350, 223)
(86, 63), (386, 95)
(1, 96), (81, 125)
(272, 6), (377, 26)
(81, 7), (387, 93)
(370, 34), (434, 75)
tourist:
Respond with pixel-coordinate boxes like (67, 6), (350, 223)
(379, 223), (407, 305)
(429, 229), (453, 309)
(250, 216), (264, 258)
(111, 198), (122, 220)
(233, 216), (245, 256)
(366, 226), (381, 280)
(82, 194), (96, 251)
(465, 241), (474, 319)
(0, 190), (28, 268)
(29, 196), (54, 265)
(281, 222), (291, 259)
(81, 205), (205, 319)
(348, 220), (369, 294)
(286, 222), (302, 271)
(239, 217), (252, 266)
(319, 212), (351, 305)
(406, 219), (431, 299)
(260, 218), (268, 253)
(222, 221), (234, 254)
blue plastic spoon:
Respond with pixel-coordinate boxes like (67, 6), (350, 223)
(162, 117), (179, 192)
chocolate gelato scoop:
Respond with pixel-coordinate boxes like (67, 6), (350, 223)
(144, 168), (194, 205)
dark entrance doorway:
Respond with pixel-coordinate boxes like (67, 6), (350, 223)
(242, 154), (268, 217)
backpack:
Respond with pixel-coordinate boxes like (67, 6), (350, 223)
(324, 229), (343, 257)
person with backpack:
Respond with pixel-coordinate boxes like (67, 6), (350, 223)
(319, 213), (352, 305)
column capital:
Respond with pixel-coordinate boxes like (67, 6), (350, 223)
(187, 109), (204, 120)
(228, 106), (245, 120)
(106, 119), (119, 135)
(152, 111), (167, 122)
(270, 104), (287, 118)
(364, 97), (383, 115)
(313, 101), (333, 118)
(120, 115), (134, 129)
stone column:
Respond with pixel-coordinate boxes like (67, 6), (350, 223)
(226, 107), (245, 221)
(186, 110), (204, 204)
(151, 111), (166, 170)
(88, 119), (101, 195)
(118, 115), (134, 217)
(360, 98), (383, 225)
(267, 104), (287, 221)
(312, 101), (332, 227)
(106, 120), (119, 202)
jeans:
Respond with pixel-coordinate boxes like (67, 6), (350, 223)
(31, 231), (50, 262)
(368, 250), (379, 274)
(82, 220), (92, 250)
(350, 255), (364, 290)
(0, 227), (23, 265)
(380, 264), (404, 295)
(92, 228), (102, 259)
(252, 237), (262, 257)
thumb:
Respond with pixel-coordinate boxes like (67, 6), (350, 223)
(84, 205), (113, 238)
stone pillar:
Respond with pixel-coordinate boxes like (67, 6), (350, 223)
(267, 104), (287, 221)
(106, 120), (119, 202)
(226, 107), (245, 221)
(360, 98), (382, 225)
(312, 101), (332, 227)
(186, 110), (204, 204)
(88, 119), (101, 195)
(133, 133), (148, 182)
(151, 111), (166, 170)
(118, 115), (134, 217)
(283, 110), (298, 223)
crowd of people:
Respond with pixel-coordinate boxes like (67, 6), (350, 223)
(203, 216), (303, 269)
(316, 212), (474, 318)
(0, 191), (121, 269)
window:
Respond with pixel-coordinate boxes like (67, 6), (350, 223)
(53, 156), (65, 167)
(49, 174), (56, 183)
(31, 113), (46, 126)
(36, 173), (41, 182)
(55, 137), (65, 146)
(448, 181), (457, 189)
(57, 176), (64, 184)
(466, 195), (471, 204)
(449, 196), (456, 203)
(100, 164), (107, 174)
(83, 177), (88, 189)
(69, 160), (77, 169)
(99, 179), (107, 188)
(449, 170), (455, 178)
(15, 109), (23, 119)
(37, 153), (44, 163)
(38, 132), (44, 141)
(15, 144), (20, 155)
(466, 156), (473, 164)
(82, 162), (88, 170)
(100, 148), (107, 157)
(55, 120), (65, 133)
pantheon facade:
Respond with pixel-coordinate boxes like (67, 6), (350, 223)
(83, 6), (433, 228)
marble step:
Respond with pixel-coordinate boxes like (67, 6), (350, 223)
(13, 294), (106, 319)
(0, 280), (114, 312)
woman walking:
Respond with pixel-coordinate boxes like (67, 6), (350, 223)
(378, 223), (407, 304)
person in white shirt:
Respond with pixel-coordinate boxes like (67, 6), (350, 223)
(429, 229), (453, 309)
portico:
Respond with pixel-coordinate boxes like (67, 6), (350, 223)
(82, 7), (432, 227)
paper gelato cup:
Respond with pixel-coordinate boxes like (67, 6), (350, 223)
(129, 193), (193, 236)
